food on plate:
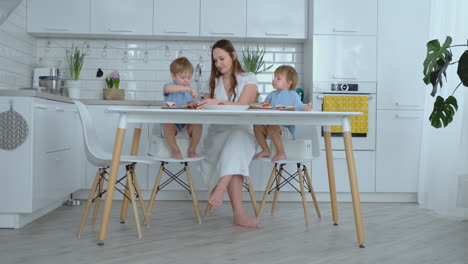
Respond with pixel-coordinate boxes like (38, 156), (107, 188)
(164, 101), (176, 107)
(275, 105), (296, 110)
(218, 102), (225, 105)
(261, 103), (270, 108)
(249, 103), (272, 108)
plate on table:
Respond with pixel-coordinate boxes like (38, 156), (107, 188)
(203, 105), (249, 111)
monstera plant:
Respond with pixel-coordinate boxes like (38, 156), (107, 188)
(423, 36), (468, 128)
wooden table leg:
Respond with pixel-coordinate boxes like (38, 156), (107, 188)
(120, 127), (142, 223)
(97, 127), (126, 246)
(342, 118), (366, 248)
(323, 126), (339, 225)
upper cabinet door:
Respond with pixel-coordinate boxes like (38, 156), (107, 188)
(27, 0), (90, 34)
(200, 0), (246, 37)
(91, 0), (153, 35)
(313, 0), (377, 35)
(154, 0), (200, 36)
(247, 0), (307, 39)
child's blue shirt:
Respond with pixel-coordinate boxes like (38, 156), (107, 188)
(163, 81), (193, 107)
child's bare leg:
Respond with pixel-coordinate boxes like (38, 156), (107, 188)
(187, 124), (202, 158)
(253, 125), (270, 158)
(163, 124), (183, 159)
(208, 175), (232, 207)
(268, 125), (286, 162)
(227, 175), (260, 228)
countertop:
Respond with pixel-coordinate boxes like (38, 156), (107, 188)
(0, 89), (164, 106)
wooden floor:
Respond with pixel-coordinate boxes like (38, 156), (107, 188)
(0, 201), (467, 264)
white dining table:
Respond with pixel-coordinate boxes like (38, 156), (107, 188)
(97, 108), (366, 247)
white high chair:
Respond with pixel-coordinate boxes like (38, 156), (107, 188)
(146, 134), (204, 224)
(74, 100), (155, 239)
(257, 126), (321, 225)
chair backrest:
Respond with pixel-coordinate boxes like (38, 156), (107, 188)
(270, 125), (321, 160)
(73, 100), (109, 166)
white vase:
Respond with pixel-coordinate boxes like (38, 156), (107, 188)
(65, 80), (81, 99)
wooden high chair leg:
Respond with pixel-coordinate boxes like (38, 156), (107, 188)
(271, 164), (284, 216)
(246, 179), (258, 217)
(258, 164), (278, 218)
(120, 176), (131, 223)
(77, 168), (102, 238)
(126, 169), (142, 239)
(204, 203), (212, 218)
(147, 162), (164, 218)
(185, 164), (202, 224)
(297, 164), (310, 226)
(92, 169), (105, 225)
(129, 166), (150, 227)
(303, 165), (321, 218)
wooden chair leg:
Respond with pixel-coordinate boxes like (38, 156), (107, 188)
(120, 175), (131, 223)
(147, 163), (164, 217)
(126, 170), (142, 239)
(77, 168), (101, 238)
(271, 164), (283, 216)
(298, 164), (310, 226)
(204, 203), (213, 218)
(246, 178), (258, 217)
(92, 169), (105, 225)
(258, 164), (278, 218)
(130, 166), (150, 227)
(303, 165), (321, 218)
(185, 165), (202, 224)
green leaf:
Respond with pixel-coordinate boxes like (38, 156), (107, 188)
(457, 50), (468, 87)
(429, 95), (458, 128)
(242, 44), (273, 74)
(422, 36), (453, 96)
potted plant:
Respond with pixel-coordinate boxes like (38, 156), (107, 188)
(103, 70), (125, 100)
(65, 42), (87, 99)
(423, 36), (468, 128)
(242, 44), (273, 102)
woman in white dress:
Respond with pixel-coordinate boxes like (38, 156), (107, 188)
(200, 39), (259, 228)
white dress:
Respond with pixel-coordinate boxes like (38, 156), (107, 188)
(201, 72), (258, 191)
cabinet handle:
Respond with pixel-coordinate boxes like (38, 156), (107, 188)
(395, 102), (420, 107)
(108, 28), (134, 33)
(332, 75), (357, 80)
(164, 30), (188, 34)
(35, 104), (47, 110)
(265, 32), (289, 36)
(395, 114), (420, 119)
(210, 32), (235, 35)
(45, 27), (71, 31)
(332, 28), (358, 33)
(55, 107), (64, 112)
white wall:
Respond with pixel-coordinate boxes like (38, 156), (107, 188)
(0, 0), (35, 89)
(36, 38), (304, 101)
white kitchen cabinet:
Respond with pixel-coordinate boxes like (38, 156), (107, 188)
(247, 0), (307, 39)
(200, 0), (246, 38)
(27, 0), (91, 34)
(376, 110), (423, 192)
(84, 105), (150, 190)
(313, 0), (377, 35)
(313, 35), (377, 82)
(153, 0), (200, 36)
(90, 0), (153, 36)
(377, 0), (430, 110)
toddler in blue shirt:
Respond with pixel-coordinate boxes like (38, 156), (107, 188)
(254, 65), (312, 162)
(163, 57), (202, 159)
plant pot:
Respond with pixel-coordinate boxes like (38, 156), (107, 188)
(65, 80), (81, 99)
(103, 88), (125, 100)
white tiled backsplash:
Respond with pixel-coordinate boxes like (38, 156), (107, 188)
(0, 1), (304, 101)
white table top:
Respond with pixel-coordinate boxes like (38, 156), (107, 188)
(107, 107), (362, 127)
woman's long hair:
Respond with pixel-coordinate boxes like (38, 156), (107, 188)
(209, 39), (245, 101)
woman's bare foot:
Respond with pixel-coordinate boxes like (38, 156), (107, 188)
(255, 150), (271, 159)
(208, 183), (227, 207)
(188, 148), (199, 158)
(234, 213), (260, 228)
(271, 152), (286, 162)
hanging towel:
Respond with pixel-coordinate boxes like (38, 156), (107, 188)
(322, 95), (369, 133)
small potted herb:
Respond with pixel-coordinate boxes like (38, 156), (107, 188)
(242, 44), (273, 102)
(65, 42), (87, 99)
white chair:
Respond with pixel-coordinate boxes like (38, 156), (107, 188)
(146, 134), (204, 224)
(257, 126), (321, 225)
(74, 100), (155, 239)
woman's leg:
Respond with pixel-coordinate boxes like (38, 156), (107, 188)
(208, 175), (232, 207)
(186, 124), (202, 158)
(268, 125), (286, 162)
(254, 125), (271, 158)
(163, 123), (182, 159)
(227, 175), (260, 228)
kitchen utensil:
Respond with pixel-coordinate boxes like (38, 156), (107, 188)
(39, 76), (64, 95)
